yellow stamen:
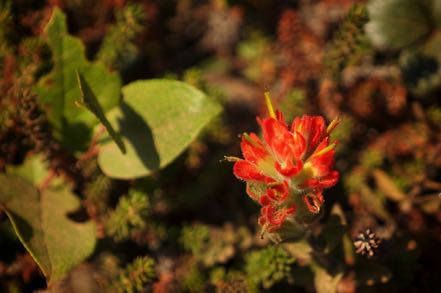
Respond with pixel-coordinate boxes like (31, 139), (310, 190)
(223, 156), (241, 162)
(264, 91), (276, 119)
(313, 142), (336, 157)
(326, 115), (341, 134)
(243, 133), (260, 148)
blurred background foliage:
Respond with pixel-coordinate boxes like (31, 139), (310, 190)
(0, 0), (440, 292)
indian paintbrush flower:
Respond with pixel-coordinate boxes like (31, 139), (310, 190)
(227, 92), (340, 242)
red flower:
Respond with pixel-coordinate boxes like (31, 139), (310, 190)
(229, 92), (340, 238)
(258, 204), (297, 233)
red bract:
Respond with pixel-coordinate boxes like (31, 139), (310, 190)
(229, 93), (340, 238)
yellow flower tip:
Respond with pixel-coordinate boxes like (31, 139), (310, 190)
(223, 156), (241, 162)
(326, 115), (341, 134)
(264, 91), (276, 119)
(313, 142), (337, 157)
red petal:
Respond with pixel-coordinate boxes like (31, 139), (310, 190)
(266, 181), (289, 202)
(261, 118), (294, 161)
(319, 171), (339, 188)
(308, 141), (335, 177)
(275, 158), (303, 177)
(301, 178), (320, 188)
(240, 133), (269, 164)
(292, 115), (326, 153)
(264, 204), (296, 227)
(303, 192), (324, 214)
(233, 160), (268, 181)
(292, 131), (306, 158)
(276, 110), (287, 127)
(259, 195), (271, 206)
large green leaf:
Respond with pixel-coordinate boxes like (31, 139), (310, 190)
(366, 0), (432, 50)
(0, 175), (96, 285)
(98, 79), (221, 179)
(36, 8), (121, 151)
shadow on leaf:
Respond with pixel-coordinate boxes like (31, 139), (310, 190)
(117, 102), (160, 171)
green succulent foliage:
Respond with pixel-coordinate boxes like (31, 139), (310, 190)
(97, 3), (146, 70)
(245, 246), (294, 290)
(180, 224), (210, 256)
(366, 0), (441, 95)
(112, 256), (155, 293)
(181, 263), (206, 293)
(84, 174), (112, 214)
(360, 148), (384, 170)
(180, 223), (251, 267)
(237, 32), (272, 82)
(210, 268), (249, 292)
(0, 174), (96, 285)
(0, 0), (13, 60)
(427, 106), (441, 125)
(106, 188), (150, 242)
(279, 88), (306, 120)
(324, 4), (371, 79)
(36, 8), (121, 151)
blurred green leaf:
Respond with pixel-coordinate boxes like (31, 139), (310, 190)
(0, 175), (96, 285)
(372, 169), (406, 202)
(367, 0), (441, 95)
(76, 71), (125, 154)
(414, 194), (441, 214)
(98, 79), (221, 179)
(283, 240), (313, 262)
(6, 155), (50, 186)
(36, 8), (121, 151)
(366, 0), (431, 50)
(360, 184), (393, 222)
(312, 264), (343, 293)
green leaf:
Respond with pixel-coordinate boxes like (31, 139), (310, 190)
(6, 155), (50, 186)
(98, 79), (221, 179)
(76, 71), (125, 154)
(372, 169), (406, 202)
(0, 175), (96, 285)
(5, 155), (66, 188)
(366, 0), (432, 50)
(36, 7), (121, 151)
(313, 265), (343, 293)
(283, 241), (313, 262)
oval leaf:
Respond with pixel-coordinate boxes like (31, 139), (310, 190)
(98, 79), (221, 179)
(0, 175), (96, 285)
(366, 0), (432, 50)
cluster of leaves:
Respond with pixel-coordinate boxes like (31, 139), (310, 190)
(0, 0), (440, 292)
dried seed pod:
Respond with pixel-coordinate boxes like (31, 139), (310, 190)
(354, 228), (381, 257)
